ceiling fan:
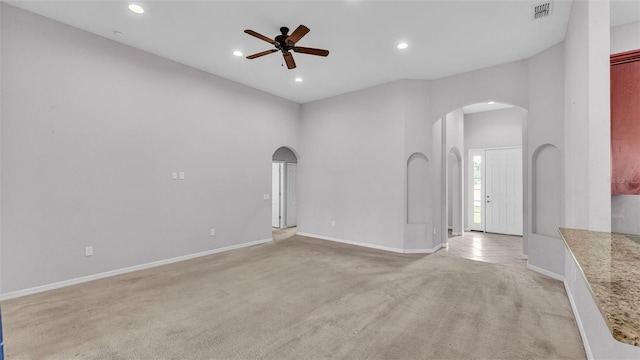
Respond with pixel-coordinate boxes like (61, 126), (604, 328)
(244, 25), (330, 69)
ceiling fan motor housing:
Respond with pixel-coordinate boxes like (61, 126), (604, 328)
(276, 27), (294, 50)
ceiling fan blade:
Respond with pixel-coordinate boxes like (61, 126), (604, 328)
(246, 49), (278, 59)
(292, 47), (330, 57)
(283, 51), (296, 69)
(285, 25), (310, 45)
(244, 29), (277, 45)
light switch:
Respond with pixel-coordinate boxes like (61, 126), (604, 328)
(179, 172), (185, 180)
(264, 194), (270, 200)
(172, 172), (177, 180)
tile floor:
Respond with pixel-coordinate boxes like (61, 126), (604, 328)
(273, 227), (525, 267)
(272, 226), (297, 241)
(446, 231), (526, 267)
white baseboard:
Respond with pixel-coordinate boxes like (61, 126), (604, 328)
(297, 232), (405, 253)
(297, 232), (441, 254)
(527, 263), (564, 281)
(0, 238), (273, 301)
(564, 280), (594, 360)
(404, 243), (442, 254)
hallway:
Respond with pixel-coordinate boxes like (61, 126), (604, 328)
(446, 231), (526, 267)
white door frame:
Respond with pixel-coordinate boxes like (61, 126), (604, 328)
(272, 162), (285, 228)
(285, 163), (298, 227)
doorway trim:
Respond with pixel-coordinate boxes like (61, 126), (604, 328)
(272, 161), (284, 228)
(271, 146), (300, 230)
(285, 163), (298, 227)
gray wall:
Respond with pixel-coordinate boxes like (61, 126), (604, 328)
(610, 20), (640, 235)
(610, 20), (640, 54)
(430, 60), (529, 118)
(0, 5), (300, 293)
(298, 81), (406, 250)
(431, 118), (444, 247)
(403, 80), (434, 251)
(564, 0), (611, 233)
(445, 109), (464, 233)
(0, 4), (3, 293)
(464, 108), (524, 150)
(526, 43), (565, 274)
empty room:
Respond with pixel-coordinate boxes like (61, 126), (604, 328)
(0, 1), (639, 359)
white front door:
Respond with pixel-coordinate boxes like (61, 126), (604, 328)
(271, 163), (281, 228)
(286, 164), (298, 227)
(485, 148), (523, 235)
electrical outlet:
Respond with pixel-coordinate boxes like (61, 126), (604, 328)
(179, 172), (185, 180)
(331, 220), (335, 226)
(263, 194), (270, 200)
(85, 246), (93, 257)
(210, 228), (215, 236)
(172, 172), (177, 180)
(433, 227), (436, 235)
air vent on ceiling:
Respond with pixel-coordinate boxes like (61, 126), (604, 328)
(533, 1), (553, 20)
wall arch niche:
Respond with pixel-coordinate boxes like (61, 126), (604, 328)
(532, 144), (562, 237)
(272, 146), (299, 230)
(405, 152), (433, 251)
(407, 152), (431, 224)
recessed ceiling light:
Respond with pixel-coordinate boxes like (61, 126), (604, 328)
(488, 101), (495, 104)
(397, 42), (409, 49)
(128, 4), (144, 14)
(233, 50), (243, 57)
(295, 77), (303, 83)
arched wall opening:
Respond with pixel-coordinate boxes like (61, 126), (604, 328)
(433, 101), (528, 256)
(272, 146), (299, 232)
(407, 152), (431, 224)
(404, 152), (434, 251)
(532, 144), (563, 237)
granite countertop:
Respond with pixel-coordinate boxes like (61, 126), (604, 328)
(559, 228), (640, 347)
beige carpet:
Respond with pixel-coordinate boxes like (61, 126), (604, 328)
(2, 235), (585, 359)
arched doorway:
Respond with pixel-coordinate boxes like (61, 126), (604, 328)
(272, 147), (298, 236)
(441, 102), (528, 265)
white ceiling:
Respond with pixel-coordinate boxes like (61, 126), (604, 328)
(6, 1), (640, 104)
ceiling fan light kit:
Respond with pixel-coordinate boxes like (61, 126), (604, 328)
(244, 25), (329, 69)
